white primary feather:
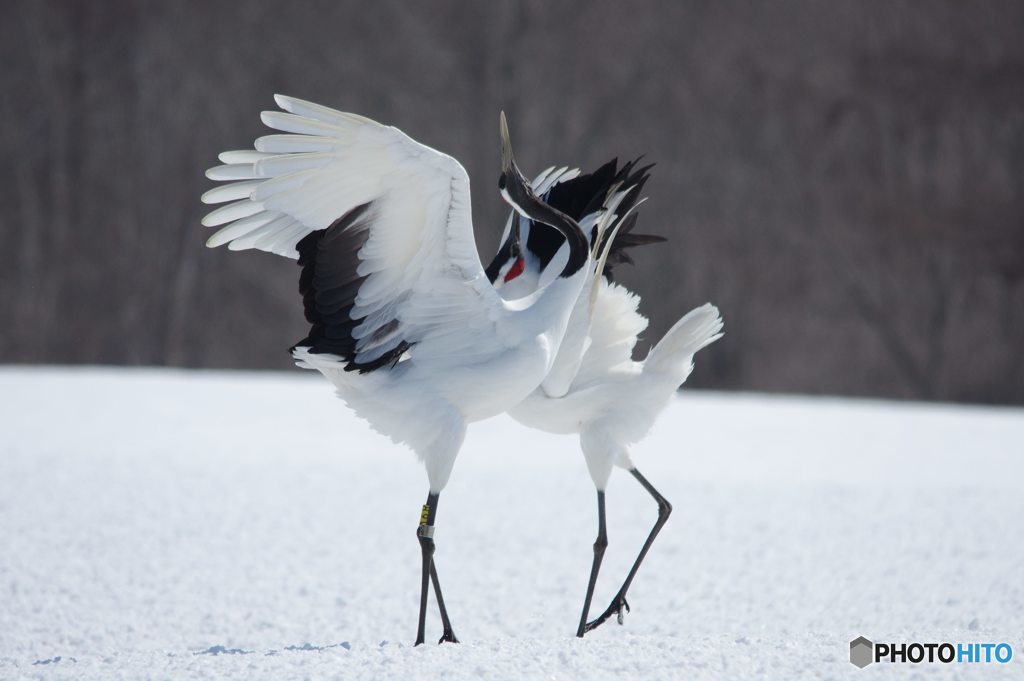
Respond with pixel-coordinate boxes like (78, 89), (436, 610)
(206, 163), (261, 180)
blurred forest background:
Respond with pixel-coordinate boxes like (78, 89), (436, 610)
(1, 1), (1022, 404)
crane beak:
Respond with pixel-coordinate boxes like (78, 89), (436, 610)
(500, 111), (515, 176)
(499, 111), (534, 209)
(500, 110), (532, 189)
(499, 111), (523, 255)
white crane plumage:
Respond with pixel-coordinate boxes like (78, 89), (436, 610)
(485, 161), (724, 636)
(201, 96), (594, 645)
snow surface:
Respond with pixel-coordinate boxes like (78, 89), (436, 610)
(1, 367), (1022, 680)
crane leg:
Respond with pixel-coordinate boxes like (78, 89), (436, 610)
(576, 489), (608, 637)
(429, 558), (457, 643)
(584, 468), (671, 633)
(414, 492), (459, 645)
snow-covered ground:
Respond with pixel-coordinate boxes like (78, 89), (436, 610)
(1, 367), (1022, 680)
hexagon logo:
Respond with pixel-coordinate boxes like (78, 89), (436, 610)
(850, 636), (874, 668)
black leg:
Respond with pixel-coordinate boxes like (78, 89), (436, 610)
(429, 561), (458, 643)
(585, 468), (672, 633)
(576, 489), (608, 638)
(414, 493), (436, 646)
(414, 492), (458, 646)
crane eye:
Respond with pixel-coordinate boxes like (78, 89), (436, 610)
(498, 175), (506, 190)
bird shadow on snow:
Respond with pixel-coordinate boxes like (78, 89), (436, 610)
(192, 640), (359, 657)
(31, 656), (76, 666)
(16, 642), (362, 669)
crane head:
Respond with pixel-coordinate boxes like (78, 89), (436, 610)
(498, 111), (578, 241)
(497, 111), (589, 282)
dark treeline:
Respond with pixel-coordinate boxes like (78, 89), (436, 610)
(1, 1), (1022, 404)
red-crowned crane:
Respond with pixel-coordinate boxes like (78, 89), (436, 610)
(486, 161), (723, 636)
(202, 96), (594, 645)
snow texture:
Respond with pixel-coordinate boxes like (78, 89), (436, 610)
(1, 367), (1022, 680)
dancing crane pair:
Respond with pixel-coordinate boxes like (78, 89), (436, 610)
(201, 96), (723, 644)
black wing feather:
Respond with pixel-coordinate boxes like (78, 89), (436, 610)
(291, 202), (411, 373)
